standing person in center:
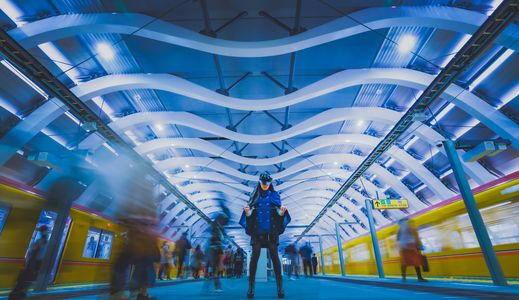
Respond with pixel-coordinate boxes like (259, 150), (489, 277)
(174, 232), (192, 279)
(240, 172), (291, 299)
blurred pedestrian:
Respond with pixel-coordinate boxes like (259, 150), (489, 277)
(158, 241), (171, 280)
(240, 172), (291, 299)
(234, 248), (245, 278)
(128, 218), (160, 300)
(299, 242), (313, 277)
(174, 232), (192, 279)
(284, 243), (299, 280)
(312, 253), (318, 275)
(203, 211), (229, 293)
(397, 218), (427, 282)
(9, 225), (48, 300)
(191, 245), (204, 279)
(223, 245), (233, 277)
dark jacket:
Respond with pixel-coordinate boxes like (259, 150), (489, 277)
(239, 200), (291, 236)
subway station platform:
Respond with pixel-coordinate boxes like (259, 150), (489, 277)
(0, 1), (518, 300)
(2, 276), (519, 300)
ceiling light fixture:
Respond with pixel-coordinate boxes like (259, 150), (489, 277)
(156, 124), (164, 131)
(356, 120), (364, 126)
(1, 60), (49, 99)
(96, 42), (115, 60)
(398, 34), (417, 53)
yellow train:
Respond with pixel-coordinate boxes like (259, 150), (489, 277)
(0, 176), (172, 288)
(320, 173), (519, 279)
(2, 173), (518, 289)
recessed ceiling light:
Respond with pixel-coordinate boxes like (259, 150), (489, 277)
(375, 88), (383, 95)
(185, 164), (190, 168)
(345, 139), (351, 143)
(96, 42), (115, 60)
(333, 161), (338, 165)
(356, 120), (364, 126)
(398, 34), (417, 53)
(156, 124), (164, 131)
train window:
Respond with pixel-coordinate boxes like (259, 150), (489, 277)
(0, 203), (10, 235)
(82, 227), (114, 259)
(487, 222), (519, 245)
(83, 228), (101, 258)
(26, 210), (72, 283)
(418, 226), (442, 254)
(26, 211), (57, 258)
(349, 244), (369, 262)
(96, 231), (114, 259)
(327, 253), (333, 265)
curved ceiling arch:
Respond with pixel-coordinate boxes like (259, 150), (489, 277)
(10, 6), (518, 55)
(111, 108), (400, 144)
(139, 136), (441, 196)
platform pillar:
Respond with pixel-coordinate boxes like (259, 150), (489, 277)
(443, 140), (507, 286)
(366, 198), (384, 278)
(335, 223), (345, 276)
(318, 235), (325, 275)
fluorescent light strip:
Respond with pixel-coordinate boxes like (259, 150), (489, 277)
(403, 136), (419, 150)
(498, 83), (519, 109)
(414, 184), (427, 193)
(469, 49), (513, 91)
(430, 103), (455, 125)
(0, 95), (21, 117)
(102, 142), (118, 156)
(440, 169), (453, 179)
(1, 60), (49, 99)
(64, 111), (81, 125)
(92, 96), (117, 119)
(0, 1), (26, 26)
(41, 128), (73, 150)
(453, 118), (480, 138)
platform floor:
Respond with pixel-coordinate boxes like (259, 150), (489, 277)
(59, 277), (519, 300)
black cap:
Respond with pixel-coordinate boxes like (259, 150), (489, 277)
(259, 171), (272, 184)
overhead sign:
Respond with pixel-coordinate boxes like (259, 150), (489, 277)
(372, 199), (408, 209)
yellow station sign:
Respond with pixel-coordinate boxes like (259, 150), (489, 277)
(372, 199), (409, 209)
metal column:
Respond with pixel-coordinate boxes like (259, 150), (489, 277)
(335, 223), (346, 276)
(365, 199), (384, 278)
(318, 235), (326, 275)
(443, 140), (507, 286)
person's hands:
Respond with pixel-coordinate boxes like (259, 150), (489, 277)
(244, 206), (250, 215)
(280, 206), (287, 215)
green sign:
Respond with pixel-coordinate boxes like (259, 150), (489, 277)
(372, 199), (408, 209)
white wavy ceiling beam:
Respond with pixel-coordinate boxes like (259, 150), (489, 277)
(167, 171), (250, 192)
(160, 155), (422, 212)
(140, 134), (448, 200)
(179, 182), (251, 197)
(276, 166), (420, 210)
(10, 6), (518, 55)
(155, 157), (257, 182)
(104, 70), (518, 149)
(110, 108), (399, 143)
(189, 192), (247, 204)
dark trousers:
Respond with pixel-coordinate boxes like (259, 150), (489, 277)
(158, 263), (170, 279)
(177, 255), (185, 278)
(312, 263), (318, 274)
(9, 260), (41, 300)
(288, 256), (299, 278)
(302, 259), (312, 276)
(249, 242), (282, 285)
